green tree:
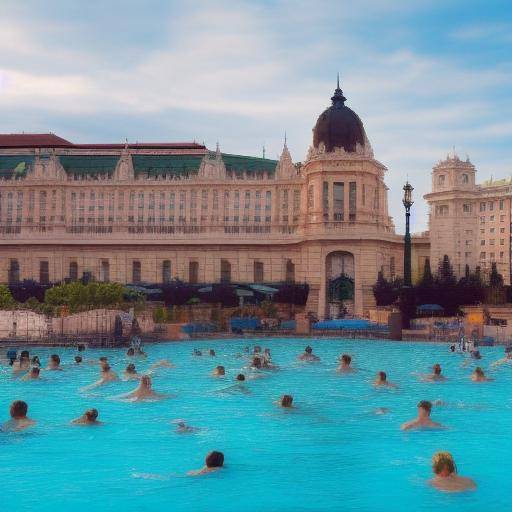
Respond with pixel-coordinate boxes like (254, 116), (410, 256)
(372, 271), (401, 306)
(435, 255), (459, 314)
(0, 285), (15, 309)
(486, 262), (505, 304)
(416, 258), (436, 304)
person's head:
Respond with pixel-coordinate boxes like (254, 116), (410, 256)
(417, 400), (432, 418)
(74, 356), (82, 364)
(126, 363), (136, 374)
(432, 452), (456, 477)
(215, 365), (225, 376)
(450, 345), (456, 352)
(474, 367), (484, 377)
(280, 395), (293, 407)
(20, 350), (30, 362)
(127, 348), (135, 356)
(377, 371), (387, 382)
(10, 400), (28, 419)
(31, 356), (40, 365)
(50, 354), (60, 366)
(341, 354), (352, 365)
(99, 356), (108, 363)
(30, 367), (40, 377)
(264, 348), (270, 355)
(84, 408), (99, 422)
(205, 451), (224, 468)
(78, 344), (85, 352)
(472, 350), (481, 359)
(252, 357), (262, 369)
(209, 349), (216, 356)
(236, 373), (245, 382)
(140, 375), (152, 389)
(253, 345), (261, 353)
(305, 346), (313, 354)
(433, 363), (442, 375)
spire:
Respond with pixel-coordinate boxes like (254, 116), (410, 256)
(331, 72), (346, 107)
(262, 145), (266, 159)
(215, 141), (221, 160)
(284, 131), (288, 149)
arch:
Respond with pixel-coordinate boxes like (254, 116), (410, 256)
(325, 251), (355, 319)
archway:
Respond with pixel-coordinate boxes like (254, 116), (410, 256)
(325, 251), (355, 318)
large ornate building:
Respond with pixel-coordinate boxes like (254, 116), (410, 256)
(425, 154), (512, 284)
(0, 82), (413, 317)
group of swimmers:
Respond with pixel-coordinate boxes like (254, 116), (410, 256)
(3, 341), (510, 487)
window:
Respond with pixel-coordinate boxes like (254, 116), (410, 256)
(500, 239), (504, 245)
(69, 262), (78, 281)
(333, 182), (344, 221)
(132, 261), (141, 283)
(480, 202), (486, 212)
(463, 203), (471, 213)
(285, 259), (295, 283)
(438, 175), (445, 185)
(8, 259), (20, 284)
(254, 261), (264, 283)
(349, 182), (356, 221)
(189, 261), (199, 284)
(481, 240), (485, 245)
(500, 228), (505, 233)
(162, 260), (172, 284)
(489, 202), (494, 211)
(462, 173), (469, 184)
(308, 185), (314, 209)
(480, 252), (486, 259)
(322, 181), (329, 219)
(390, 256), (396, 278)
(100, 260), (110, 282)
(500, 200), (504, 210)
(500, 215), (505, 222)
(436, 205), (449, 216)
(39, 261), (49, 284)
(220, 259), (231, 284)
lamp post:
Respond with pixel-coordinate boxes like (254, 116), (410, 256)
(402, 181), (414, 287)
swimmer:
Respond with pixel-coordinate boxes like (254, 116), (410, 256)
(401, 400), (444, 431)
(12, 350), (30, 374)
(236, 373), (246, 382)
(1, 400), (36, 432)
(212, 365), (225, 377)
(450, 345), (456, 353)
(47, 354), (62, 370)
(148, 359), (174, 370)
(77, 344), (86, 352)
(135, 347), (147, 358)
(253, 345), (262, 354)
(127, 348), (135, 356)
(119, 375), (167, 401)
(82, 364), (119, 390)
(193, 349), (202, 356)
(471, 367), (493, 382)
(337, 354), (355, 373)
(423, 363), (446, 382)
(71, 408), (102, 425)
(470, 350), (482, 360)
(209, 349), (216, 357)
(491, 348), (512, 367)
(374, 371), (397, 388)
(20, 367), (41, 381)
(278, 394), (294, 408)
(374, 407), (390, 415)
(123, 363), (140, 380)
(299, 345), (320, 362)
(251, 356), (263, 369)
(173, 419), (197, 434)
(429, 452), (476, 492)
(188, 451), (224, 476)
(31, 356), (41, 367)
(218, 374), (250, 394)
(74, 356), (82, 364)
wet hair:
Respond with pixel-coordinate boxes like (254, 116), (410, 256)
(50, 354), (60, 365)
(126, 363), (136, 373)
(433, 363), (442, 375)
(31, 367), (40, 376)
(215, 365), (225, 375)
(474, 367), (484, 377)
(253, 346), (261, 353)
(99, 356), (108, 362)
(305, 346), (313, 354)
(417, 400), (432, 413)
(432, 452), (456, 475)
(209, 349), (216, 356)
(236, 373), (245, 381)
(20, 350), (30, 361)
(280, 395), (293, 407)
(341, 354), (352, 365)
(74, 356), (82, 363)
(472, 350), (481, 359)
(85, 408), (99, 421)
(127, 348), (135, 356)
(378, 371), (387, 381)
(10, 400), (28, 418)
(31, 356), (40, 365)
(450, 345), (456, 352)
(77, 344), (85, 352)
(205, 451), (224, 468)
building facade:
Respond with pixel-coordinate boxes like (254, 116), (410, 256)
(0, 83), (409, 317)
(425, 154), (512, 284)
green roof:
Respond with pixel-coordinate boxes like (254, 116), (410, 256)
(132, 154), (203, 177)
(221, 153), (277, 175)
(59, 155), (119, 176)
(0, 155), (34, 178)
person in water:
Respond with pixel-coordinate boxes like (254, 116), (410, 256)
(279, 395), (294, 408)
(299, 346), (320, 361)
(127, 348), (135, 356)
(491, 347), (512, 367)
(450, 344), (456, 353)
(12, 350), (31, 374)
(236, 373), (246, 381)
(2, 400), (36, 432)
(429, 452), (476, 492)
(471, 367), (493, 382)
(31, 355), (41, 367)
(82, 363), (119, 390)
(72, 408), (102, 425)
(374, 371), (397, 388)
(121, 375), (166, 401)
(337, 354), (354, 373)
(148, 359), (174, 371)
(401, 400), (443, 431)
(188, 451), (224, 476)
(74, 356), (83, 364)
(193, 349), (202, 356)
(212, 365), (225, 376)
(21, 367), (41, 381)
(209, 349), (216, 357)
(173, 419), (197, 434)
(123, 363), (140, 380)
(424, 363), (446, 381)
(47, 354), (62, 370)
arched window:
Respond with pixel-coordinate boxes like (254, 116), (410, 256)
(220, 259), (231, 284)
(132, 261), (141, 283)
(162, 260), (172, 284)
(189, 261), (199, 284)
(8, 259), (20, 284)
(462, 173), (469, 184)
(69, 261), (78, 281)
(438, 175), (445, 186)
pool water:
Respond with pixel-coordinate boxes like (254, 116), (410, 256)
(1, 338), (511, 512)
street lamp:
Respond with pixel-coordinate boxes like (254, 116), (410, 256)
(402, 181), (414, 287)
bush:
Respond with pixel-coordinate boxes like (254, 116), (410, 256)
(0, 285), (15, 309)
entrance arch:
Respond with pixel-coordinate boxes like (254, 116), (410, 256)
(325, 251), (355, 318)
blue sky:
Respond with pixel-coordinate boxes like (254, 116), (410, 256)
(1, 0), (511, 232)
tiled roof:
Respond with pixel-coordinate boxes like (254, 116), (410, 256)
(0, 134), (72, 148)
(59, 155), (120, 176)
(221, 153), (278, 175)
(132, 154), (204, 176)
(0, 155), (35, 178)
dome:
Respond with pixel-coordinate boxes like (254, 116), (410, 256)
(313, 80), (366, 153)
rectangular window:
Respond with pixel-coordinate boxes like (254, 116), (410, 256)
(349, 182), (357, 221)
(132, 261), (141, 283)
(220, 260), (231, 284)
(308, 185), (314, 209)
(162, 260), (172, 284)
(69, 262), (78, 281)
(323, 181), (329, 219)
(333, 182), (344, 221)
(39, 261), (49, 284)
(100, 260), (110, 282)
(254, 261), (264, 283)
(500, 200), (504, 210)
(480, 202), (486, 212)
(463, 203), (471, 213)
(189, 261), (199, 284)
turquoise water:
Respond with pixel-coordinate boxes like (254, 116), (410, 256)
(1, 338), (511, 512)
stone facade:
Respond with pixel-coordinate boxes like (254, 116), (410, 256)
(0, 85), (416, 318)
(425, 154), (511, 284)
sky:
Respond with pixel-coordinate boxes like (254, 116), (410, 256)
(1, 0), (511, 233)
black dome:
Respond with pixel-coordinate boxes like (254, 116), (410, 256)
(313, 83), (366, 153)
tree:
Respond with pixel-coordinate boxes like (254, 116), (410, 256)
(486, 262), (505, 305)
(457, 265), (485, 305)
(416, 258), (436, 304)
(434, 255), (459, 315)
(0, 285), (15, 309)
(373, 271), (401, 306)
